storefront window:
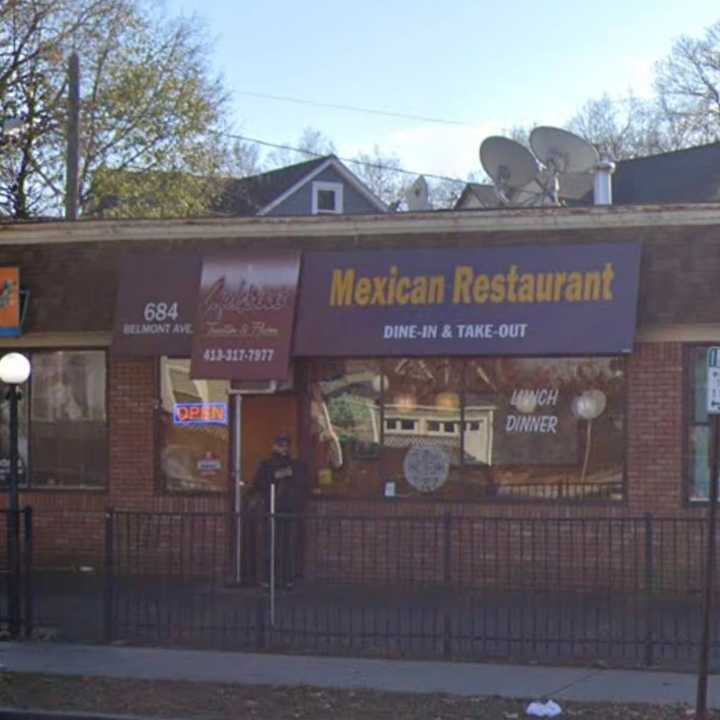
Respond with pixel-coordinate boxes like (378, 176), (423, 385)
(0, 350), (107, 488)
(0, 378), (29, 486)
(465, 357), (624, 500)
(309, 359), (382, 494)
(381, 358), (464, 494)
(688, 347), (712, 501)
(308, 356), (626, 502)
(158, 358), (230, 493)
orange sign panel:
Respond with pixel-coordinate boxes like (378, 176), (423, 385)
(0, 268), (20, 336)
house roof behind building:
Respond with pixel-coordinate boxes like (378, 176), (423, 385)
(214, 155), (331, 215)
(214, 154), (388, 216)
(613, 142), (720, 204)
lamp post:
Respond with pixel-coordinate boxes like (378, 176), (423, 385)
(0, 352), (31, 637)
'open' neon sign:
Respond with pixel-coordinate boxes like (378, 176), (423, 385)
(173, 402), (228, 426)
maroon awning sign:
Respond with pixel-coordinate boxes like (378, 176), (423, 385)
(190, 252), (301, 380)
(293, 243), (642, 357)
(112, 254), (201, 356)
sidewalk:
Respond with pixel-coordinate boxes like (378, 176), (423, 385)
(1, 642), (719, 709)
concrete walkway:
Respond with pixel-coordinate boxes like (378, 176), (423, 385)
(0, 642), (718, 709)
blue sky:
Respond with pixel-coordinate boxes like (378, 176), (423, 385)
(166, 0), (719, 181)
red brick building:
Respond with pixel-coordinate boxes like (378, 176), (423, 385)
(0, 204), (718, 585)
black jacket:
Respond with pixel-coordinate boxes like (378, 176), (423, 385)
(250, 452), (309, 513)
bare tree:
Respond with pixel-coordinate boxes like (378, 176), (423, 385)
(350, 144), (405, 206)
(655, 21), (720, 145)
(426, 177), (466, 209)
(264, 126), (336, 168)
(567, 93), (687, 161)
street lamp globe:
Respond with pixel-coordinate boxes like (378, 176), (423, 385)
(0, 353), (31, 385)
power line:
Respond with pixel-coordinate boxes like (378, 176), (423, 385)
(222, 131), (469, 185)
(235, 90), (477, 128)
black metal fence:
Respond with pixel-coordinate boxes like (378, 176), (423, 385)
(0, 508), (33, 637)
(12, 508), (720, 669)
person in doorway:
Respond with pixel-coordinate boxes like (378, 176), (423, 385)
(244, 432), (309, 589)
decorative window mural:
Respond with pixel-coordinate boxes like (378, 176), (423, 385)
(309, 356), (625, 502)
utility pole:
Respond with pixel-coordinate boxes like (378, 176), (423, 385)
(65, 52), (80, 221)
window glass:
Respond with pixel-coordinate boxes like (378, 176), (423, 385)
(308, 356), (626, 502)
(317, 190), (336, 212)
(465, 357), (625, 500)
(309, 359), (382, 493)
(693, 349), (709, 424)
(689, 347), (714, 501)
(159, 358), (229, 493)
(0, 350), (107, 489)
(381, 358), (463, 496)
(689, 425), (710, 501)
(0, 380), (29, 487)
(30, 351), (107, 487)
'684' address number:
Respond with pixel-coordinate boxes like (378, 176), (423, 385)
(202, 348), (275, 363)
(144, 302), (179, 322)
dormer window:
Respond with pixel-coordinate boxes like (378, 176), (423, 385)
(312, 181), (343, 214)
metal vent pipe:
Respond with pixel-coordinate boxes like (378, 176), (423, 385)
(593, 159), (616, 206)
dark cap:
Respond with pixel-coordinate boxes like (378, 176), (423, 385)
(274, 432), (291, 444)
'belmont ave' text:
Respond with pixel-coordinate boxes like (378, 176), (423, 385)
(123, 322), (192, 335)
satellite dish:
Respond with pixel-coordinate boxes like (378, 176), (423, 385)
(529, 127), (599, 205)
(558, 171), (594, 201)
(480, 137), (540, 204)
(529, 126), (599, 174)
(406, 175), (430, 211)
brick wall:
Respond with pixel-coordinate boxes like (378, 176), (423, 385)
(1, 341), (703, 590)
(0, 223), (714, 585)
(626, 342), (685, 515)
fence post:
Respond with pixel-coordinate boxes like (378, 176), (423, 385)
(255, 595), (266, 650)
(644, 513), (655, 667)
(104, 508), (115, 643)
(7, 508), (21, 638)
(443, 512), (452, 584)
(443, 512), (452, 658)
(22, 507), (33, 639)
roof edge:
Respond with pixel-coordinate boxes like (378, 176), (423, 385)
(2, 203), (720, 246)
